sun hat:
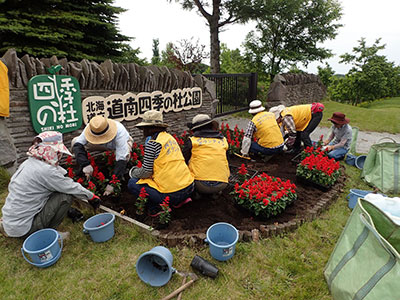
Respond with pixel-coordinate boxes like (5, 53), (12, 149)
(84, 116), (118, 144)
(248, 100), (266, 114)
(36, 131), (72, 156)
(328, 112), (350, 125)
(135, 110), (169, 128)
(269, 105), (286, 120)
(189, 114), (219, 131)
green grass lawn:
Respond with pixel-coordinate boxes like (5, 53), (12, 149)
(1, 97), (397, 299)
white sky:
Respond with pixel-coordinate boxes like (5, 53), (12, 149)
(114, 0), (400, 75)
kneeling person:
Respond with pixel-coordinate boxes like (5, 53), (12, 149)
(128, 110), (194, 216)
(324, 112), (352, 161)
(183, 114), (230, 196)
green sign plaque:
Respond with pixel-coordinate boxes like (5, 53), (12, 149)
(28, 74), (82, 134)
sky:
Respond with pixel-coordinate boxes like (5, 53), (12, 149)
(114, 0), (400, 75)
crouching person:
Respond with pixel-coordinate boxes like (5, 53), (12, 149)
(323, 112), (352, 160)
(0, 131), (100, 238)
(183, 114), (230, 198)
(128, 111), (194, 216)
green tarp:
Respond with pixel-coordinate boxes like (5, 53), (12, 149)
(361, 139), (400, 194)
(324, 199), (400, 300)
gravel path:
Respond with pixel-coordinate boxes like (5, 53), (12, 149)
(216, 116), (400, 154)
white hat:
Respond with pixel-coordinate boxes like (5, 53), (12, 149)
(135, 110), (169, 128)
(248, 100), (265, 114)
(269, 105), (286, 119)
(189, 114), (219, 130)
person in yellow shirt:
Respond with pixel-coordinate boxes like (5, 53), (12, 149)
(240, 100), (284, 158)
(269, 103), (324, 154)
(128, 110), (194, 216)
(183, 114), (230, 197)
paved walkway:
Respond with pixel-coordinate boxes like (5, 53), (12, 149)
(216, 116), (400, 154)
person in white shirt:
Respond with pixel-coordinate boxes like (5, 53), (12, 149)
(0, 131), (100, 238)
(72, 116), (133, 195)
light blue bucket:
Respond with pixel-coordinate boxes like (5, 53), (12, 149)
(346, 189), (387, 209)
(136, 246), (175, 287)
(355, 155), (367, 169)
(205, 222), (239, 261)
(83, 213), (115, 242)
(21, 228), (63, 268)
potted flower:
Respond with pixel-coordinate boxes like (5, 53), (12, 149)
(108, 174), (122, 196)
(135, 187), (148, 215)
(296, 153), (340, 191)
(158, 196), (171, 228)
(232, 172), (297, 219)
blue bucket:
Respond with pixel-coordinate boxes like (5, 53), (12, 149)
(355, 155), (367, 169)
(346, 189), (373, 209)
(21, 228), (63, 268)
(83, 213), (115, 242)
(205, 222), (239, 261)
(345, 154), (357, 166)
(136, 246), (175, 287)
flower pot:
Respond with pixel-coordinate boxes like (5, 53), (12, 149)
(296, 175), (332, 192)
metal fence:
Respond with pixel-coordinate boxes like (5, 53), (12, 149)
(202, 73), (258, 117)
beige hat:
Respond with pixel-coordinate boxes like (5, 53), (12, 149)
(189, 114), (219, 131)
(248, 100), (265, 114)
(84, 116), (118, 144)
(269, 105), (286, 120)
(135, 110), (169, 128)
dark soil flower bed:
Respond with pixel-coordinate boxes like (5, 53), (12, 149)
(100, 151), (346, 242)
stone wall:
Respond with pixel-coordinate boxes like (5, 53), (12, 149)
(1, 49), (217, 170)
(266, 73), (326, 108)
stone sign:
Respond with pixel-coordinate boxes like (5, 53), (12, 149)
(28, 74), (82, 133)
(81, 87), (202, 124)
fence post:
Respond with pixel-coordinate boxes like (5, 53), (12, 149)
(248, 72), (258, 102)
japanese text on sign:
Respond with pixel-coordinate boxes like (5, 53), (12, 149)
(28, 75), (82, 134)
(81, 87), (202, 124)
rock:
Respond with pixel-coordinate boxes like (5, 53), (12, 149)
(21, 54), (37, 79)
(2, 49), (18, 87)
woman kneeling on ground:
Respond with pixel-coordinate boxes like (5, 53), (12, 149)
(128, 110), (194, 217)
(323, 112), (353, 160)
(183, 114), (230, 198)
(0, 131), (100, 239)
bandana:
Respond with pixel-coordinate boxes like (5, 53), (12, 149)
(27, 131), (72, 166)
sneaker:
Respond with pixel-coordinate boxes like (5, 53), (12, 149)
(58, 231), (70, 240)
(0, 219), (8, 237)
(173, 198), (192, 209)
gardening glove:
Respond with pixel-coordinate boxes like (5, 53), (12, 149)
(240, 136), (251, 156)
(88, 194), (101, 210)
(103, 184), (114, 196)
(285, 135), (296, 149)
(83, 164), (94, 180)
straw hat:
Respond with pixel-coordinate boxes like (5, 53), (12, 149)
(135, 110), (169, 128)
(328, 112), (350, 125)
(36, 131), (72, 156)
(84, 116), (118, 144)
(248, 100), (265, 114)
(269, 105), (286, 120)
(189, 114), (219, 130)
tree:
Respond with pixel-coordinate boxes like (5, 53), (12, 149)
(160, 38), (209, 73)
(169, 0), (252, 73)
(317, 63), (335, 87)
(243, 0), (342, 82)
(329, 38), (400, 104)
(0, 0), (131, 62)
(219, 43), (247, 73)
(151, 38), (161, 65)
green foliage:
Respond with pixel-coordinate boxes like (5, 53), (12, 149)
(113, 44), (147, 65)
(0, 167), (10, 194)
(318, 63), (335, 87)
(220, 43), (248, 73)
(0, 0), (131, 62)
(328, 38), (400, 104)
(151, 38), (161, 65)
(243, 0), (342, 82)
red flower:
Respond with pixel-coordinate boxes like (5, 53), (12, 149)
(66, 156), (73, 165)
(238, 164), (247, 175)
(139, 187), (148, 198)
(137, 161), (142, 168)
(67, 167), (75, 178)
(96, 172), (105, 182)
(77, 178), (84, 184)
(160, 196), (170, 208)
(110, 174), (120, 185)
(88, 181), (96, 191)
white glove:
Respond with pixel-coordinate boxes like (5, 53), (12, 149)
(83, 165), (94, 179)
(241, 136), (251, 156)
(103, 184), (114, 196)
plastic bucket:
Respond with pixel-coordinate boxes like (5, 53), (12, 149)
(355, 155), (367, 169)
(83, 213), (115, 242)
(136, 246), (175, 287)
(21, 228), (63, 268)
(345, 154), (357, 166)
(205, 222), (239, 261)
(346, 189), (373, 209)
